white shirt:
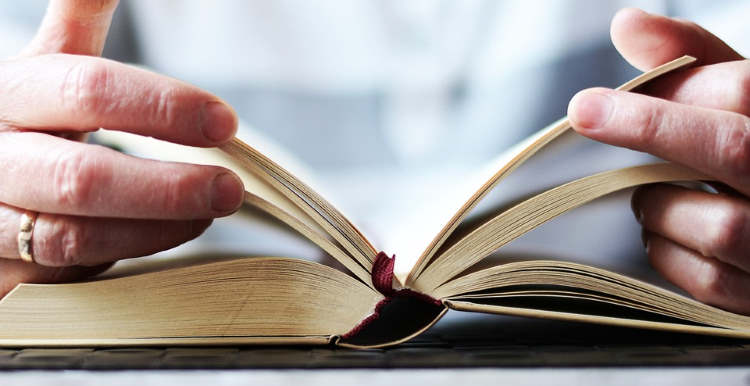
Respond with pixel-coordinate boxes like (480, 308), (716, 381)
(0, 0), (748, 283)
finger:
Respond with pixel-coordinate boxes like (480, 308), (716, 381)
(0, 260), (112, 298)
(638, 60), (750, 117)
(633, 184), (750, 272)
(610, 8), (743, 71)
(0, 203), (212, 267)
(0, 54), (238, 147)
(645, 232), (750, 315)
(21, 0), (119, 57)
(568, 88), (750, 194)
(0, 132), (245, 219)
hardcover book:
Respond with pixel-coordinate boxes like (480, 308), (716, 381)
(3, 55), (748, 348)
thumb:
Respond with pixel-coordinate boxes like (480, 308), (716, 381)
(20, 0), (120, 57)
(610, 8), (743, 71)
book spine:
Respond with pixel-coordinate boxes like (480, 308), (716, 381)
(341, 252), (441, 340)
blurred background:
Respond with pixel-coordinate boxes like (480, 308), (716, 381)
(0, 1), (748, 285)
(0, 0), (747, 171)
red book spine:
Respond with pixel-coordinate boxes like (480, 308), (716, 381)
(341, 252), (441, 340)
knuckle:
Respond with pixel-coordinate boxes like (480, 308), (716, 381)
(704, 206), (747, 259)
(59, 220), (88, 266)
(718, 118), (750, 180)
(61, 60), (112, 116)
(633, 103), (663, 146)
(51, 148), (102, 210)
(149, 86), (180, 129)
(157, 170), (200, 215)
(145, 85), (185, 132)
(37, 217), (88, 267)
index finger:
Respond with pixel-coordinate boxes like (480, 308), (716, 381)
(568, 88), (750, 194)
(0, 54), (237, 147)
(0, 131), (245, 219)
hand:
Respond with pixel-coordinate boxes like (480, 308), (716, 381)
(568, 8), (750, 314)
(0, 0), (245, 295)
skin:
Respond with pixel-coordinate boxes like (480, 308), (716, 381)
(2, 4), (747, 316)
(568, 8), (750, 314)
(0, 0), (245, 295)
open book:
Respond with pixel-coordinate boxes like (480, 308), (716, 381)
(2, 55), (749, 348)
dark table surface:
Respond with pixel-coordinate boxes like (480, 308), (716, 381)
(1, 315), (749, 370)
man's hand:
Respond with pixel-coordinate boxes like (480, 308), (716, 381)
(0, 0), (245, 295)
(568, 8), (750, 314)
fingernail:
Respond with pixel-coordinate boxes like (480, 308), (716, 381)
(202, 101), (237, 142)
(211, 172), (244, 212)
(568, 89), (614, 131)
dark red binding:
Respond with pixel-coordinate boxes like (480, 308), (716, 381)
(371, 251), (397, 296)
(341, 252), (442, 340)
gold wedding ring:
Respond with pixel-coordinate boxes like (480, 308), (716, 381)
(17, 211), (38, 263)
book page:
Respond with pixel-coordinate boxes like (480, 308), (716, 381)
(412, 163), (707, 292)
(0, 258), (382, 345)
(93, 57), (696, 290)
(93, 123), (374, 283)
(383, 127), (654, 280)
(221, 138), (378, 271)
(400, 55), (696, 285)
(446, 300), (750, 339)
(105, 197), (355, 280)
(92, 122), (328, 240)
(436, 260), (750, 337)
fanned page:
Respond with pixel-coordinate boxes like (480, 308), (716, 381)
(93, 128), (373, 284)
(437, 260), (750, 339)
(96, 57), (696, 293)
(220, 139), (377, 270)
(411, 163), (708, 293)
(92, 127), (327, 244)
(401, 55), (697, 286)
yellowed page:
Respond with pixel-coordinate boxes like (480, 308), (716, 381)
(0, 336), (334, 348)
(436, 259), (750, 328)
(445, 300), (750, 339)
(413, 163), (707, 292)
(93, 128), (372, 280)
(403, 56), (697, 285)
(93, 128), (330, 245)
(0, 258), (382, 345)
(221, 139), (377, 271)
(244, 192), (372, 284)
